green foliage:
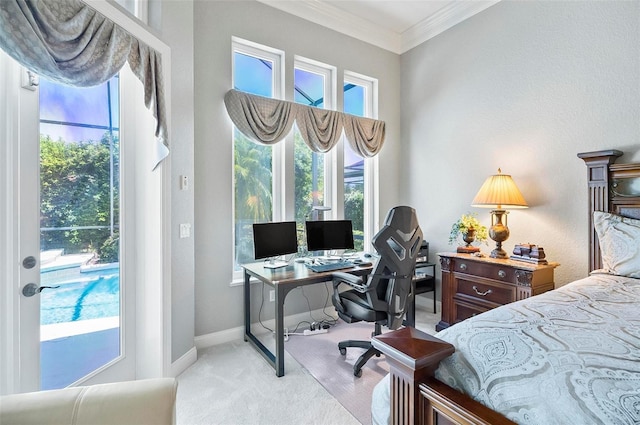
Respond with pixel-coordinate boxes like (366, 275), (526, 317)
(448, 213), (488, 245)
(344, 187), (364, 230)
(294, 132), (324, 222)
(233, 132), (273, 265)
(232, 129), (367, 262)
(234, 131), (273, 222)
(40, 133), (119, 261)
(98, 234), (119, 263)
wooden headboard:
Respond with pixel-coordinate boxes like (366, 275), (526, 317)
(579, 149), (640, 272)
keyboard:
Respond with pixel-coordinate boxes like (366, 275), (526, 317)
(306, 261), (355, 273)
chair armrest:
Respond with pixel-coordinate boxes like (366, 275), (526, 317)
(332, 272), (364, 286)
(333, 272), (375, 294)
(0, 378), (177, 425)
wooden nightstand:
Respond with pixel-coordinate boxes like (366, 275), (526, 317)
(436, 252), (559, 331)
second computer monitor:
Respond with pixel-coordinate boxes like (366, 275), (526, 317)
(305, 220), (355, 252)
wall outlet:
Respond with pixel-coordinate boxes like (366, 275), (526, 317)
(269, 290), (275, 302)
(179, 223), (191, 238)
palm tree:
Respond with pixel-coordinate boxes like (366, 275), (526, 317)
(234, 132), (273, 221)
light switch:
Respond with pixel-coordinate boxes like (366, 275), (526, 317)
(179, 223), (191, 238)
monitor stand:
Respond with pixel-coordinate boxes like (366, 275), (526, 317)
(263, 258), (289, 269)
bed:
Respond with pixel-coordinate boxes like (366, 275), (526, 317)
(371, 149), (640, 425)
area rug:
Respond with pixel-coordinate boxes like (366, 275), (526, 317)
(284, 298), (440, 424)
(284, 320), (389, 425)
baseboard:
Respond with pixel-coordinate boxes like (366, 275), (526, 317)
(194, 309), (338, 350)
(170, 346), (197, 377)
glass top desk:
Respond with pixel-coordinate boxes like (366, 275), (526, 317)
(242, 261), (372, 377)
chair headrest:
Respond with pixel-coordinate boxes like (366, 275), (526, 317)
(372, 206), (423, 272)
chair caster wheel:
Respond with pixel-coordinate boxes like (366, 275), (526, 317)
(339, 347), (347, 355)
(354, 369), (362, 378)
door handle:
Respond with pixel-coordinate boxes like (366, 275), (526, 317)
(22, 283), (60, 297)
(472, 285), (492, 297)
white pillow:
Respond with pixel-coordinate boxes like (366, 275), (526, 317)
(593, 211), (640, 278)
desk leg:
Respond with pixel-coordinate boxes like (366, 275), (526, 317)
(244, 270), (250, 342)
(274, 286), (285, 377)
(244, 271), (278, 374)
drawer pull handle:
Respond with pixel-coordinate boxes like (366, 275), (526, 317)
(472, 285), (493, 296)
(459, 263), (467, 271)
(498, 270), (506, 278)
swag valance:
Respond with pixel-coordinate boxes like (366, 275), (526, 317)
(0, 0), (169, 169)
(224, 89), (385, 158)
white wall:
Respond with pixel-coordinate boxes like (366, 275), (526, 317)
(192, 1), (402, 336)
(401, 1), (640, 288)
(148, 0), (196, 363)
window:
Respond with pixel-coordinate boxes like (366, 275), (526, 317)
(232, 39), (284, 271)
(231, 39), (378, 279)
(344, 72), (378, 252)
(293, 58), (336, 252)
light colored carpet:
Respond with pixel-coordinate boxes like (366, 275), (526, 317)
(176, 296), (440, 425)
(176, 339), (360, 425)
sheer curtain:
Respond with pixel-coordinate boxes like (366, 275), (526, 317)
(0, 0), (169, 168)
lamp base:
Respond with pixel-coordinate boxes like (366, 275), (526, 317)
(488, 209), (510, 259)
(490, 248), (509, 259)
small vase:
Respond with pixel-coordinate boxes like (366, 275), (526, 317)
(457, 228), (480, 253)
(462, 228), (476, 246)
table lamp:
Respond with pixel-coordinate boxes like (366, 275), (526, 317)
(471, 169), (528, 258)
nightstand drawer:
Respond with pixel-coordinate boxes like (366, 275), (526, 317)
(456, 278), (513, 305)
(453, 299), (490, 323)
(455, 260), (516, 283)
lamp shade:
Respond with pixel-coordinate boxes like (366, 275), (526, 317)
(471, 169), (528, 209)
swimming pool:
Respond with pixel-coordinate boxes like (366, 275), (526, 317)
(40, 266), (120, 326)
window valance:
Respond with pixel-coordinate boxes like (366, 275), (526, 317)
(0, 0), (169, 169)
(224, 89), (385, 158)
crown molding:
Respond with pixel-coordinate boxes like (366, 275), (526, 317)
(257, 0), (500, 55)
(258, 0), (402, 53)
(402, 0), (501, 53)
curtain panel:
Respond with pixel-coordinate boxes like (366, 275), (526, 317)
(224, 89), (385, 158)
(0, 0), (169, 169)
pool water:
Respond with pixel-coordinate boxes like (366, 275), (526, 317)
(40, 267), (120, 325)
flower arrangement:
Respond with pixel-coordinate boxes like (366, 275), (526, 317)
(448, 213), (489, 246)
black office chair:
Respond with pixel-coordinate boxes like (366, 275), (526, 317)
(331, 206), (423, 377)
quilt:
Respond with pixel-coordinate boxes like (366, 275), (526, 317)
(435, 273), (640, 424)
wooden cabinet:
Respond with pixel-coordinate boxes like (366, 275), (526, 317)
(437, 252), (558, 331)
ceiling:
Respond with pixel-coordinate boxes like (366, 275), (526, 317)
(257, 0), (500, 54)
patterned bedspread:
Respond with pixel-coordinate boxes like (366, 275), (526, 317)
(434, 273), (640, 425)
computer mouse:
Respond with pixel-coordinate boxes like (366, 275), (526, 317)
(364, 253), (372, 258)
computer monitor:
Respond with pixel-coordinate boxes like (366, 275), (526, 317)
(305, 220), (355, 252)
(252, 221), (298, 268)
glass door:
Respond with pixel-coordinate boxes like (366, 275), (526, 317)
(38, 76), (123, 390)
(1, 50), (136, 392)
